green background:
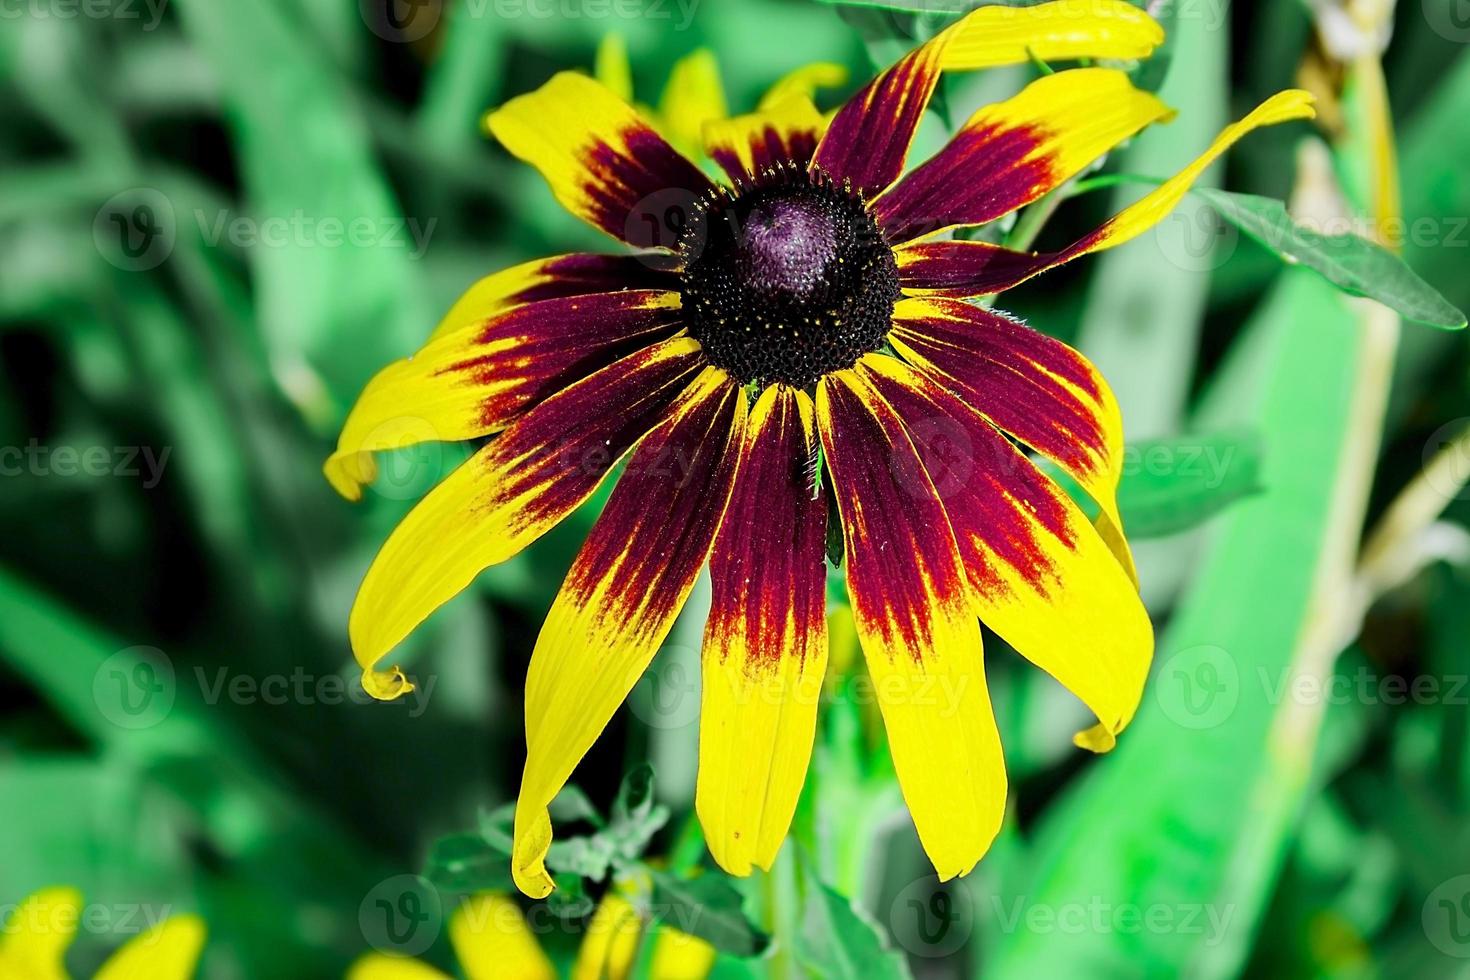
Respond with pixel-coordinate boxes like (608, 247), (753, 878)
(3, 0), (1470, 976)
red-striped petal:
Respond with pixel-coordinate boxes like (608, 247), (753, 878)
(348, 336), (707, 689)
(326, 290), (686, 500)
(513, 368), (747, 898)
(699, 385), (828, 875)
(893, 240), (1040, 297)
(488, 72), (716, 249)
(811, 41), (945, 197)
(817, 364), (1005, 881)
(873, 69), (1171, 244)
(861, 354), (1153, 752)
(889, 298), (1133, 580)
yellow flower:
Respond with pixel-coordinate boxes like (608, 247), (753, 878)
(0, 887), (205, 980)
(325, 0), (1313, 895)
(347, 891), (713, 980)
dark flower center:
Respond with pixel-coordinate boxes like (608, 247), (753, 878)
(679, 165), (900, 389)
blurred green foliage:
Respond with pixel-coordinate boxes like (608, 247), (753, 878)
(3, 0), (1470, 977)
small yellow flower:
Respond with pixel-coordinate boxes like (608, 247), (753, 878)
(347, 891), (713, 980)
(0, 887), (205, 980)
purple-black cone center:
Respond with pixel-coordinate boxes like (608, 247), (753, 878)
(681, 166), (899, 389)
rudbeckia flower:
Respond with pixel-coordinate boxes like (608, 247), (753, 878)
(0, 887), (205, 979)
(325, 0), (1315, 896)
(347, 891), (712, 980)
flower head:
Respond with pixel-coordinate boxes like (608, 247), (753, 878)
(325, 0), (1314, 897)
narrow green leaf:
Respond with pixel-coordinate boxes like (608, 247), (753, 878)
(1195, 188), (1467, 329)
(648, 868), (771, 958)
(1117, 432), (1264, 538)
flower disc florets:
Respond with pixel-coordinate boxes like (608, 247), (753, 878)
(680, 163), (900, 389)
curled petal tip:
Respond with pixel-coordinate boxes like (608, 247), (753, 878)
(1073, 721), (1120, 754)
(361, 666), (414, 701)
(512, 807), (556, 899)
(324, 451), (374, 502)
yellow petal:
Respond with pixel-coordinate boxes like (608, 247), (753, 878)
(512, 370), (747, 897)
(94, 914), (205, 980)
(702, 96), (827, 181)
(874, 67), (1174, 240)
(571, 894), (643, 980)
(594, 34), (634, 104)
(348, 337), (705, 696)
(857, 353), (1154, 754)
(648, 927), (717, 980)
(448, 893), (555, 980)
(937, 0), (1164, 68)
(324, 286), (682, 502)
(658, 49), (728, 156)
(698, 386), (828, 876)
(486, 72), (713, 247)
(817, 366), (1007, 881)
(346, 953), (452, 980)
(1077, 90), (1317, 256)
(758, 62), (848, 110)
(0, 887), (81, 980)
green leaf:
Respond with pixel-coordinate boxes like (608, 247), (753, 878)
(423, 834), (513, 894)
(1195, 188), (1467, 329)
(798, 881), (913, 979)
(648, 868), (771, 958)
(987, 271), (1369, 978)
(1116, 432), (1264, 538)
(612, 763), (657, 827)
